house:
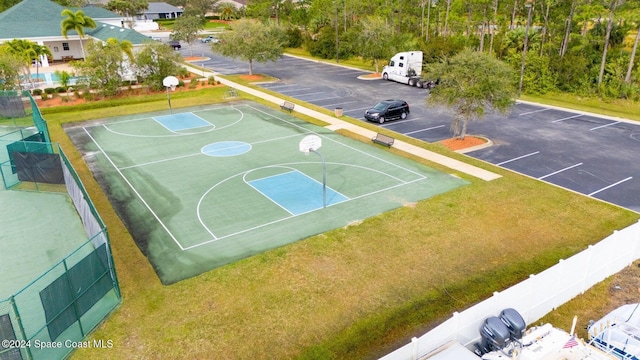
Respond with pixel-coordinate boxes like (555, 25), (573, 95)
(0, 0), (156, 66)
(144, 2), (183, 20)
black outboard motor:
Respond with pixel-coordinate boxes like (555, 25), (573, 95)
(478, 316), (511, 354)
(500, 308), (526, 341)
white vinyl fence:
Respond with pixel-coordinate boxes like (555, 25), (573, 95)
(380, 220), (640, 360)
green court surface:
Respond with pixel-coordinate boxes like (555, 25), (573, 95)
(0, 188), (91, 299)
(65, 101), (469, 284)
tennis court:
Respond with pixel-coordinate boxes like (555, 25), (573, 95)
(65, 101), (469, 284)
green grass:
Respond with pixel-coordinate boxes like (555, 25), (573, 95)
(521, 92), (640, 122)
(42, 86), (639, 359)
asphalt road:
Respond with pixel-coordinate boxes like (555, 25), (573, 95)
(180, 41), (640, 213)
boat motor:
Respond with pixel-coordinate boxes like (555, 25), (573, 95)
(500, 308), (526, 341)
(478, 316), (512, 354)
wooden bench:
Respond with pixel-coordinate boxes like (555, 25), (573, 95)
(61, 55), (74, 62)
(280, 101), (295, 112)
(372, 133), (394, 147)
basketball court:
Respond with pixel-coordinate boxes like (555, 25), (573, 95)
(65, 101), (469, 284)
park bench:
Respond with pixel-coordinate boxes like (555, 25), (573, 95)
(372, 133), (394, 147)
(280, 101), (295, 112)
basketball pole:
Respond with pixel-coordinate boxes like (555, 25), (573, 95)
(310, 149), (326, 208)
(166, 86), (172, 114)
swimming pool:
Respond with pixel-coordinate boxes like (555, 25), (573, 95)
(27, 72), (86, 85)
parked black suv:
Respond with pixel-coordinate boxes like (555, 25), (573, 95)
(167, 41), (181, 50)
(364, 99), (409, 124)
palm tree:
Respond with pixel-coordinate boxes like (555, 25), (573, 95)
(5, 39), (52, 87)
(219, 3), (237, 20)
(60, 9), (97, 60)
(31, 44), (52, 83)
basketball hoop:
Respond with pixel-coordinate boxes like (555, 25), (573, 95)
(162, 76), (179, 114)
(298, 134), (327, 208)
(298, 134), (322, 154)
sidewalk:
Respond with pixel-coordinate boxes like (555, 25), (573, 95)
(186, 64), (501, 181)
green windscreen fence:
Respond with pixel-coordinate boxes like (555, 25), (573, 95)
(0, 91), (55, 191)
(0, 93), (121, 360)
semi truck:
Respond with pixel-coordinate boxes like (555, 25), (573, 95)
(381, 51), (435, 89)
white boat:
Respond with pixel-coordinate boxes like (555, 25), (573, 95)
(419, 308), (618, 360)
(587, 303), (640, 359)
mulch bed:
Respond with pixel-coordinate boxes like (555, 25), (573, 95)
(441, 136), (487, 150)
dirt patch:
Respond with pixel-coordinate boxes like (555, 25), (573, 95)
(441, 136), (487, 150)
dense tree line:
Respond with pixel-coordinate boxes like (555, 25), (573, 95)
(242, 0), (640, 100)
(1, 0), (638, 99)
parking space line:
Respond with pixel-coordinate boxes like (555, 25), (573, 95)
(264, 84), (306, 90)
(295, 91), (329, 98)
(519, 108), (551, 116)
(538, 163), (583, 180)
(321, 100), (359, 107)
(344, 106), (372, 113)
(405, 125), (446, 135)
(590, 121), (621, 131)
(496, 151), (540, 166)
(551, 114), (582, 123)
(589, 177), (633, 196)
(307, 95), (342, 102)
(380, 118), (425, 127)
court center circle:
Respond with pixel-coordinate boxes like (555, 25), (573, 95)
(201, 141), (251, 157)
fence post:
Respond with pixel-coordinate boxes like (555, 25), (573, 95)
(411, 337), (419, 360)
(10, 296), (33, 360)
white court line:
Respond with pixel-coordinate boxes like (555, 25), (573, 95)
(496, 151), (540, 166)
(589, 177), (633, 196)
(83, 127), (185, 250)
(551, 114), (582, 123)
(188, 176), (426, 250)
(405, 125), (445, 135)
(121, 133), (303, 170)
(590, 121), (620, 131)
(538, 163), (583, 180)
(519, 108), (551, 116)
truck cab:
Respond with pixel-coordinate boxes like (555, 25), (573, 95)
(382, 51), (423, 85)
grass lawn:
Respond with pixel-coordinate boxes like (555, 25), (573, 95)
(37, 85), (639, 359)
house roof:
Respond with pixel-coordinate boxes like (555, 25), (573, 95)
(147, 2), (183, 14)
(0, 0), (151, 44)
(88, 23), (154, 45)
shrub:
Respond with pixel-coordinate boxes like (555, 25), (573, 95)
(208, 76), (216, 85)
(32, 89), (43, 96)
(56, 87), (67, 93)
(178, 80), (185, 88)
(44, 87), (55, 94)
(40, 92), (49, 100)
(286, 26), (303, 48)
(178, 67), (190, 78)
(189, 80), (198, 89)
(83, 91), (95, 101)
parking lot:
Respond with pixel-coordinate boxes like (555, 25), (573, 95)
(180, 43), (640, 213)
